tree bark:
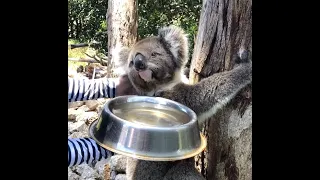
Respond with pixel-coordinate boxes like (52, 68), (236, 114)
(189, 0), (252, 179)
(107, 0), (138, 78)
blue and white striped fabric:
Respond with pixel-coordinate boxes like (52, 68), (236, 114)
(68, 77), (118, 102)
(68, 138), (113, 167)
(68, 77), (119, 167)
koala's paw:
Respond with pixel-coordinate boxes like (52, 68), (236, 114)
(234, 49), (251, 64)
(155, 89), (175, 100)
(154, 89), (164, 97)
(155, 83), (187, 103)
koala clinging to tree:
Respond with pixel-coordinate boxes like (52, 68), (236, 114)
(110, 25), (252, 180)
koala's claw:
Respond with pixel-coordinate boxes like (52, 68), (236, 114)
(239, 49), (249, 60)
(154, 90), (165, 97)
(234, 49), (251, 64)
(155, 90), (175, 101)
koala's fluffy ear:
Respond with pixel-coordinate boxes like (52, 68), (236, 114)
(158, 25), (189, 68)
(113, 44), (131, 76)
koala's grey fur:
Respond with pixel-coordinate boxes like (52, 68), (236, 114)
(111, 25), (252, 180)
(156, 57), (252, 125)
(114, 25), (189, 96)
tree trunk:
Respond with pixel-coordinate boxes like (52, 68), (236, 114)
(107, 0), (138, 78)
(75, 19), (79, 39)
(189, 0), (252, 179)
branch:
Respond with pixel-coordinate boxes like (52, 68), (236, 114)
(68, 58), (97, 63)
(69, 43), (89, 49)
(84, 52), (108, 66)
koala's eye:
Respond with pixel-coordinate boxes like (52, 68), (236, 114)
(129, 60), (133, 67)
(151, 52), (160, 57)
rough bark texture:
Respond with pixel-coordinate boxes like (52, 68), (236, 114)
(189, 0), (252, 179)
(107, 0), (138, 77)
(189, 0), (252, 84)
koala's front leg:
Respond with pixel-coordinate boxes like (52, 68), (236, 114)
(156, 60), (252, 125)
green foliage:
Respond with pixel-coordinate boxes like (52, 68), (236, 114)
(138, 0), (202, 63)
(68, 0), (108, 54)
(68, 0), (202, 62)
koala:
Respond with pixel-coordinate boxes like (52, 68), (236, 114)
(113, 25), (190, 96)
(110, 25), (252, 180)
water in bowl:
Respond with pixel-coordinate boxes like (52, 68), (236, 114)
(112, 102), (190, 127)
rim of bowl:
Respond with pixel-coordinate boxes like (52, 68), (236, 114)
(103, 95), (198, 131)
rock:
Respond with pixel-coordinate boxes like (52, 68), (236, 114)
(68, 167), (80, 180)
(75, 111), (98, 122)
(77, 65), (84, 73)
(68, 120), (87, 134)
(74, 164), (100, 180)
(99, 71), (108, 77)
(96, 98), (109, 114)
(109, 155), (127, 173)
(69, 101), (85, 109)
(68, 131), (89, 138)
(163, 162), (205, 180)
(68, 109), (83, 121)
(104, 164), (112, 180)
(85, 100), (99, 111)
(95, 157), (111, 177)
(115, 174), (127, 180)
(77, 105), (90, 112)
(95, 74), (102, 78)
(110, 170), (117, 180)
(97, 98), (108, 105)
(80, 178), (100, 180)
(68, 112), (97, 134)
(96, 105), (104, 115)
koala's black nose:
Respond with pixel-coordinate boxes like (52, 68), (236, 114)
(133, 53), (146, 70)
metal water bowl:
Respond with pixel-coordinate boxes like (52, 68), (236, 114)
(89, 95), (207, 161)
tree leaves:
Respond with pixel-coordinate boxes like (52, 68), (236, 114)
(68, 0), (202, 59)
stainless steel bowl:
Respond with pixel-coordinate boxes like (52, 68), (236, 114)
(89, 95), (207, 161)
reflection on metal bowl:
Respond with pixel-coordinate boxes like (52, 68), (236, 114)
(89, 95), (207, 161)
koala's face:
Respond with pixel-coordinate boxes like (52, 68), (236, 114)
(115, 25), (188, 94)
(126, 37), (180, 93)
